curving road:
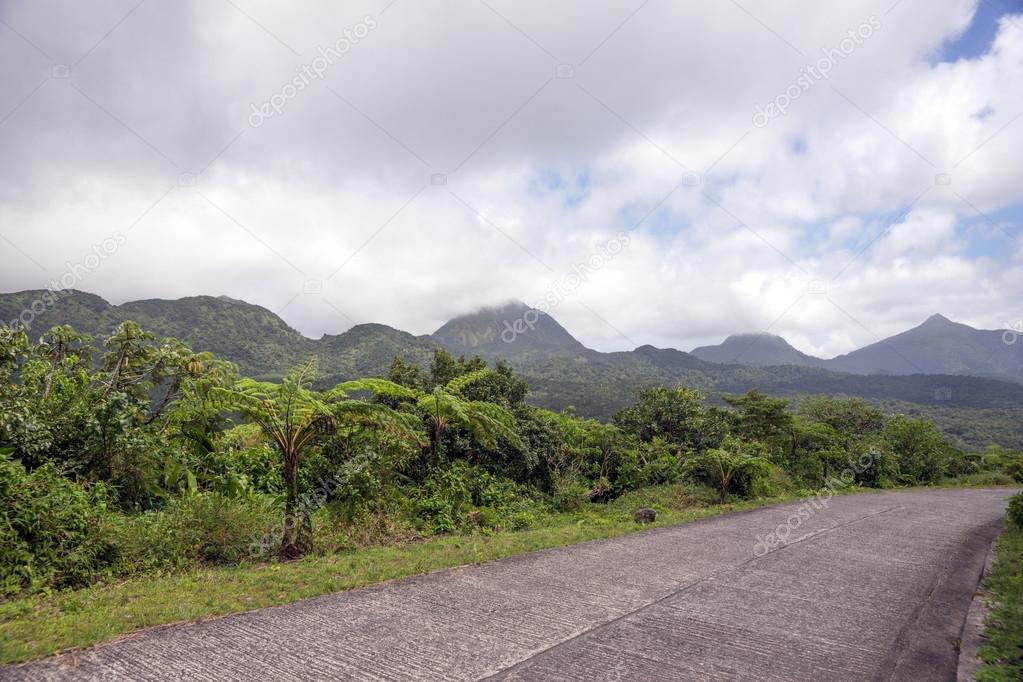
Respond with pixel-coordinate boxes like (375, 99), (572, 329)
(2, 488), (1013, 681)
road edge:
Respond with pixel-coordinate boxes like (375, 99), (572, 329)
(956, 526), (1000, 681)
(881, 513), (1005, 681)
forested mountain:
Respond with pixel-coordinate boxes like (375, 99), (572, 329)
(432, 301), (584, 360)
(0, 290), (437, 379)
(4, 290), (1023, 425)
(691, 314), (1023, 382)
(826, 313), (1023, 381)
(691, 333), (826, 368)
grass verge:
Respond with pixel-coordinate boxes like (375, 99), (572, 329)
(977, 522), (1023, 681)
(0, 483), (1014, 667)
(0, 488), (788, 666)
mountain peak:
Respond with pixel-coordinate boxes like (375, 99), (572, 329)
(692, 332), (824, 368)
(722, 332), (785, 343)
(481, 299), (532, 315)
(432, 301), (582, 357)
(827, 312), (1021, 378)
(915, 313), (973, 334)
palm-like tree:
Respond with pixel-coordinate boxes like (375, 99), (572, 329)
(211, 362), (328, 559)
(687, 436), (771, 504)
(213, 364), (424, 559)
(337, 370), (523, 467)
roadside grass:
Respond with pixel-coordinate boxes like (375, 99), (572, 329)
(0, 482), (1016, 667)
(977, 522), (1023, 681)
(0, 486), (788, 666)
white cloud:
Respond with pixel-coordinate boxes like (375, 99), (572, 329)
(0, 0), (1021, 356)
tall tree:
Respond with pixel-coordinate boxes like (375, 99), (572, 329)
(613, 385), (708, 453)
(687, 436), (771, 504)
(883, 415), (951, 484)
(723, 390), (792, 445)
(417, 370), (523, 465)
(212, 362), (329, 558)
(341, 368), (524, 469)
(213, 366), (424, 559)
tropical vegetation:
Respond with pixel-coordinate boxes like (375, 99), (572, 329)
(977, 492), (1023, 681)
(0, 321), (1020, 662)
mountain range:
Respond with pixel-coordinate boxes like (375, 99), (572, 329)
(691, 313), (1023, 382)
(3, 291), (1023, 426)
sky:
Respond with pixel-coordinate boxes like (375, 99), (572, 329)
(1, 0), (1022, 358)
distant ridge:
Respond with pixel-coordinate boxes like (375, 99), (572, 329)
(0, 290), (437, 379)
(824, 313), (1023, 381)
(690, 315), (1023, 383)
(2, 290), (1023, 428)
(691, 332), (826, 368)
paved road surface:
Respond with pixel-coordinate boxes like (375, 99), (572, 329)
(2, 488), (1012, 681)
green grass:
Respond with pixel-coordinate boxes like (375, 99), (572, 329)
(0, 482), (1014, 667)
(977, 522), (1023, 681)
(0, 487), (787, 666)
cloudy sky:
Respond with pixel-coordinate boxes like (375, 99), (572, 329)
(1, 0), (1022, 357)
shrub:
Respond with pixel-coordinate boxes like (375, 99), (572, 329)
(0, 451), (118, 595)
(945, 452), (981, 479)
(414, 462), (472, 534)
(412, 462), (548, 534)
(1003, 456), (1023, 484)
(551, 479), (590, 512)
(685, 437), (772, 503)
(759, 465), (797, 498)
(330, 452), (384, 522)
(215, 426), (283, 495)
(117, 492), (278, 570)
(847, 441), (898, 489)
(1008, 493), (1023, 528)
(951, 471), (1016, 487)
(883, 416), (951, 484)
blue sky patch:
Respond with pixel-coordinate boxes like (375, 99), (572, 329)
(939, 0), (1023, 62)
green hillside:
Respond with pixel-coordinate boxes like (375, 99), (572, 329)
(4, 289), (1023, 449)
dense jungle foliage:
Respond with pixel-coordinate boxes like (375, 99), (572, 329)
(1, 323), (1019, 597)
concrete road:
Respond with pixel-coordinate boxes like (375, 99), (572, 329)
(2, 488), (1012, 681)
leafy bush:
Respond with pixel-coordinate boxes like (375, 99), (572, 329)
(883, 416), (951, 484)
(329, 452), (384, 521)
(214, 431), (283, 496)
(758, 465), (797, 498)
(117, 493), (278, 570)
(551, 479), (591, 512)
(411, 462), (547, 534)
(0, 451), (118, 595)
(846, 441), (898, 489)
(685, 437), (772, 503)
(1008, 493), (1023, 528)
(414, 462), (472, 534)
(951, 471), (1016, 487)
(1003, 456), (1023, 483)
(945, 451), (981, 479)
